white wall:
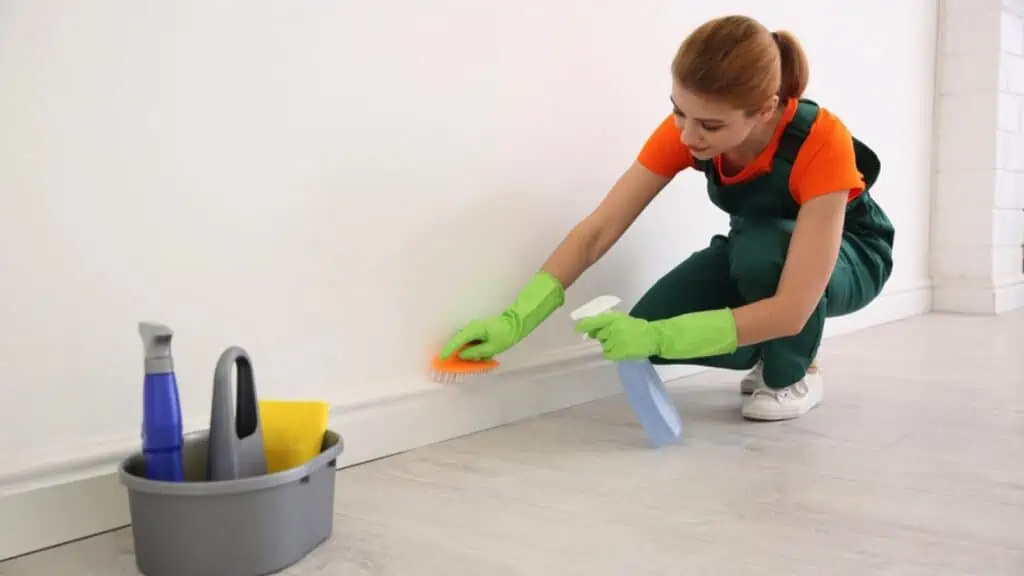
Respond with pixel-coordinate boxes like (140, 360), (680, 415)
(932, 0), (1024, 313)
(0, 0), (937, 488)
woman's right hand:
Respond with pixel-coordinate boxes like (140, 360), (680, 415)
(438, 271), (567, 362)
(439, 314), (518, 361)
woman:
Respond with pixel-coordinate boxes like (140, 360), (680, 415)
(439, 15), (894, 422)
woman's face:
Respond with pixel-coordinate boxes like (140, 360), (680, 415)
(670, 82), (776, 160)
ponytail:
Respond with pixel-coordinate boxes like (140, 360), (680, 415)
(772, 30), (809, 101)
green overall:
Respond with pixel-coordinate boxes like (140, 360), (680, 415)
(630, 98), (895, 388)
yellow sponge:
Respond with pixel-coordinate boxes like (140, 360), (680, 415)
(258, 400), (330, 474)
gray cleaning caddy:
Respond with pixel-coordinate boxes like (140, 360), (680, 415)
(119, 343), (344, 576)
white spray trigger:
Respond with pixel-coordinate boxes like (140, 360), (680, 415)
(570, 295), (622, 339)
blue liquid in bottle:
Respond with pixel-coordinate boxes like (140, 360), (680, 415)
(142, 371), (184, 481)
(138, 322), (185, 481)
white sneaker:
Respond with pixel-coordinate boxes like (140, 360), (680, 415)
(741, 370), (823, 421)
(740, 361), (764, 395)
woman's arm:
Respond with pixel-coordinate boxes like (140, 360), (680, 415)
(442, 161), (673, 361)
(731, 189), (848, 345)
(540, 161), (672, 288)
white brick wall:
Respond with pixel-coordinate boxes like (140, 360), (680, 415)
(1003, 8), (1024, 53)
(932, 0), (1024, 313)
(997, 1), (1024, 294)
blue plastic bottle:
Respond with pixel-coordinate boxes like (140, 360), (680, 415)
(138, 322), (184, 481)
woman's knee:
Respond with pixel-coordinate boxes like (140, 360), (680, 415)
(629, 283), (684, 321)
(629, 292), (664, 321)
(630, 241), (737, 321)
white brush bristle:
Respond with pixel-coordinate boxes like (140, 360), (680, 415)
(430, 367), (494, 384)
(431, 370), (465, 384)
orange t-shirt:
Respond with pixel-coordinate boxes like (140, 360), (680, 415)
(636, 98), (866, 204)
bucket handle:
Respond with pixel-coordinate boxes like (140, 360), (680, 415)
(207, 346), (267, 481)
(211, 346), (261, 440)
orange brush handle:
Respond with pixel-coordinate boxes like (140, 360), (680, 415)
(431, 342), (499, 374)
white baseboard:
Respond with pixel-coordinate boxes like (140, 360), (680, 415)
(933, 278), (1024, 314)
(997, 281), (1024, 312)
(0, 280), (934, 561)
(823, 280), (933, 337)
(0, 341), (621, 562)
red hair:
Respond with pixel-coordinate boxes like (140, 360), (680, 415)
(671, 15), (810, 112)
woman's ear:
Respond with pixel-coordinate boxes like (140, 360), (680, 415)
(753, 95), (779, 121)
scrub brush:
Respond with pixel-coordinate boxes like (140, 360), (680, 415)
(429, 342), (500, 384)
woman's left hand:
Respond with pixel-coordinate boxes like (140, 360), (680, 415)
(574, 311), (661, 361)
(574, 308), (739, 362)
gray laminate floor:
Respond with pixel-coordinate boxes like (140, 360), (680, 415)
(3, 311), (1023, 575)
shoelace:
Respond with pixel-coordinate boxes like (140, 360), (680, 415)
(751, 386), (792, 402)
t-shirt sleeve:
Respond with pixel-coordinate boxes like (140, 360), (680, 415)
(789, 110), (866, 204)
(637, 114), (693, 178)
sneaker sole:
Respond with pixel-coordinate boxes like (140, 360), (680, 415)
(741, 402), (817, 421)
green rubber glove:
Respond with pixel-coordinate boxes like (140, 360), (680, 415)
(574, 308), (738, 362)
(440, 271), (565, 361)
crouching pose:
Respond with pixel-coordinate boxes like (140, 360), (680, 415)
(440, 14), (894, 421)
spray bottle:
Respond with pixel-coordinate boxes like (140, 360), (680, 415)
(138, 321), (185, 481)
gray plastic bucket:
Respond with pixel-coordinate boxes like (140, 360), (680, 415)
(118, 428), (343, 576)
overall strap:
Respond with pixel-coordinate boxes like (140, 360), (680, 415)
(780, 98), (883, 191)
(774, 98), (820, 166)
